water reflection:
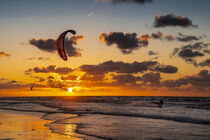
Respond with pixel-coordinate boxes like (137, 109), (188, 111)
(0, 110), (81, 140)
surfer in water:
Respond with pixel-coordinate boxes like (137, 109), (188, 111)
(30, 86), (33, 91)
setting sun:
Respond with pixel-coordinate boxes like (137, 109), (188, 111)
(68, 88), (73, 93)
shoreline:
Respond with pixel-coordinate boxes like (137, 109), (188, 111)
(0, 109), (82, 140)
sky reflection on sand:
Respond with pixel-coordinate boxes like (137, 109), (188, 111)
(0, 110), (80, 140)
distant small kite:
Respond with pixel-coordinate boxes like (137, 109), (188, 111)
(56, 30), (76, 61)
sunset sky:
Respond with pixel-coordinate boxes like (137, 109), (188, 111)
(0, 0), (210, 96)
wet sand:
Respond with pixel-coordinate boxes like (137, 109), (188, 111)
(0, 110), (81, 140)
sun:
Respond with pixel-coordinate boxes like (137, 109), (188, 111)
(68, 88), (73, 93)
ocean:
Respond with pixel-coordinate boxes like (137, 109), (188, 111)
(0, 96), (210, 140)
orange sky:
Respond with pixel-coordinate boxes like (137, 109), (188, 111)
(0, 0), (210, 97)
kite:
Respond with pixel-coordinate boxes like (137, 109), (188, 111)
(56, 30), (76, 61)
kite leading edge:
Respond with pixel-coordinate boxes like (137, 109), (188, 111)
(56, 30), (76, 61)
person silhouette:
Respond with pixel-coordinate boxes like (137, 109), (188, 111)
(159, 99), (163, 107)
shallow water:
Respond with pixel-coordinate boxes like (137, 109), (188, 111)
(0, 96), (210, 139)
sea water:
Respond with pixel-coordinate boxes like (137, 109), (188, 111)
(0, 96), (210, 140)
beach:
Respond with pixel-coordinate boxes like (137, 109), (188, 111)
(0, 96), (210, 140)
(0, 110), (82, 140)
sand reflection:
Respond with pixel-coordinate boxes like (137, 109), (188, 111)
(0, 110), (81, 140)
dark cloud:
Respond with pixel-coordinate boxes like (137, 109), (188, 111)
(80, 60), (157, 75)
(154, 65), (178, 73)
(29, 35), (84, 57)
(151, 32), (201, 42)
(162, 70), (210, 92)
(153, 13), (197, 28)
(37, 57), (52, 61)
(47, 79), (67, 91)
(197, 59), (210, 67)
(25, 65), (74, 75)
(80, 60), (178, 78)
(0, 52), (10, 57)
(48, 76), (55, 80)
(0, 79), (43, 89)
(141, 72), (161, 85)
(99, 32), (148, 54)
(25, 57), (52, 61)
(172, 42), (209, 65)
(151, 31), (163, 39)
(176, 33), (200, 42)
(178, 49), (204, 58)
(203, 49), (210, 54)
(110, 72), (161, 87)
(182, 42), (209, 50)
(148, 50), (158, 55)
(113, 74), (141, 85)
(0, 78), (8, 82)
(29, 39), (56, 52)
(97, 0), (152, 4)
(162, 78), (188, 88)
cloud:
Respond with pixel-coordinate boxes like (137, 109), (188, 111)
(61, 75), (78, 80)
(80, 60), (156, 75)
(196, 59), (210, 67)
(47, 79), (67, 91)
(79, 69), (209, 93)
(29, 35), (84, 57)
(0, 52), (10, 58)
(176, 33), (201, 42)
(171, 42), (210, 67)
(25, 57), (52, 61)
(80, 74), (105, 81)
(154, 65), (178, 73)
(172, 42), (209, 64)
(113, 74), (141, 85)
(140, 34), (152, 40)
(153, 13), (197, 28)
(165, 34), (175, 41)
(80, 60), (178, 79)
(25, 65), (74, 75)
(151, 31), (163, 39)
(35, 76), (45, 82)
(48, 76), (55, 80)
(178, 49), (204, 58)
(148, 50), (158, 55)
(99, 32), (148, 54)
(110, 72), (161, 87)
(0, 79), (43, 89)
(203, 49), (210, 54)
(162, 70), (210, 92)
(141, 72), (161, 85)
(150, 32), (200, 42)
(95, 0), (152, 4)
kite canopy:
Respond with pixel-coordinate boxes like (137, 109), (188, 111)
(56, 30), (76, 61)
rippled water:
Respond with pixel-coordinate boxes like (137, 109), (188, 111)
(0, 96), (210, 139)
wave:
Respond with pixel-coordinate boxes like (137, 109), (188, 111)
(1, 96), (210, 126)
